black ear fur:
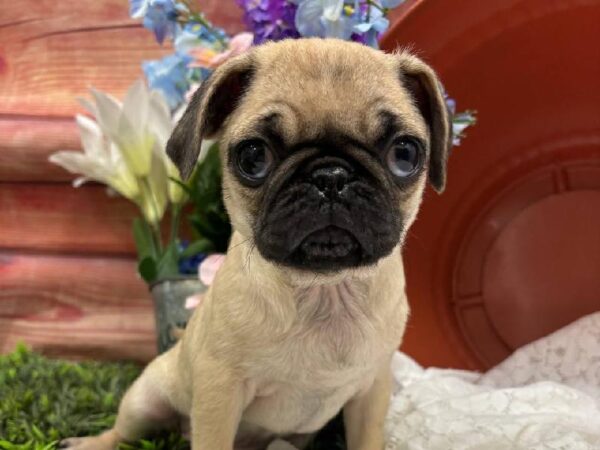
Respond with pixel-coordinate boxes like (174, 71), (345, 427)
(399, 55), (452, 193)
(166, 56), (255, 180)
(166, 82), (206, 180)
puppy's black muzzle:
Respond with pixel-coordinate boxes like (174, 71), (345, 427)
(255, 154), (401, 272)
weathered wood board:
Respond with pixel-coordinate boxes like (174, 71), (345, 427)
(0, 0), (243, 361)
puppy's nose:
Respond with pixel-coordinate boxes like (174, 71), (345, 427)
(311, 165), (350, 195)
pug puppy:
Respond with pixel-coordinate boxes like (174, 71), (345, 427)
(61, 38), (450, 450)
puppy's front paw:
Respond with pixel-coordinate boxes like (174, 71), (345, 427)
(59, 431), (119, 450)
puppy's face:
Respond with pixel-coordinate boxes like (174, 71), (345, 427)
(168, 39), (451, 273)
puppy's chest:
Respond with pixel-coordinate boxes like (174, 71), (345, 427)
(242, 283), (396, 434)
(256, 288), (383, 396)
(289, 282), (384, 365)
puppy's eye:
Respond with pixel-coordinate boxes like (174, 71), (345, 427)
(236, 141), (274, 183)
(386, 137), (421, 178)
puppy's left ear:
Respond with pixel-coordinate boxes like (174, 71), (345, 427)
(167, 53), (255, 179)
(397, 52), (452, 193)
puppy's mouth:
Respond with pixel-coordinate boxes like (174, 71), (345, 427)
(255, 154), (402, 272)
(288, 226), (362, 270)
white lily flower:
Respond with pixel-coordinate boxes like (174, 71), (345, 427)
(51, 80), (216, 223)
(52, 81), (178, 224)
(49, 115), (140, 200)
(139, 143), (170, 224)
(147, 88), (189, 204)
(90, 80), (156, 177)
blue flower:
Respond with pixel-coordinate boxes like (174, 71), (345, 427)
(380, 0), (405, 8)
(129, 0), (148, 17)
(295, 0), (357, 40)
(130, 0), (179, 44)
(142, 53), (191, 111)
(174, 22), (228, 54)
(353, 5), (389, 47)
(444, 94), (477, 146)
(178, 241), (207, 275)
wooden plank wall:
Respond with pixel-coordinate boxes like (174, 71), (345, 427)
(0, 0), (243, 362)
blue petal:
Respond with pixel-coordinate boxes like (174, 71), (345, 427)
(143, 53), (191, 110)
(295, 0), (326, 37)
(354, 22), (372, 33)
(365, 29), (379, 48)
(372, 16), (389, 33)
(322, 0), (344, 21)
(141, 0), (178, 44)
(380, 0), (406, 8)
(174, 22), (227, 53)
(322, 14), (357, 39)
(129, 0), (148, 18)
(445, 97), (456, 115)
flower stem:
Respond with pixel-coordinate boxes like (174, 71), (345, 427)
(190, 13), (228, 49)
(177, 0), (227, 49)
(366, 0), (387, 14)
(170, 203), (182, 245)
(140, 177), (164, 253)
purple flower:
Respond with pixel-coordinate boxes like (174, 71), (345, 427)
(237, 0), (300, 44)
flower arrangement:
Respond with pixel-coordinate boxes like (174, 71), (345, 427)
(50, 0), (476, 286)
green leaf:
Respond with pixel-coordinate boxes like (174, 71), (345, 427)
(156, 243), (179, 281)
(183, 143), (232, 253)
(138, 256), (157, 283)
(132, 218), (157, 261)
(30, 425), (45, 441)
(180, 239), (213, 259)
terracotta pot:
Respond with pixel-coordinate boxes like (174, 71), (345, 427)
(150, 277), (206, 353)
(382, 0), (600, 370)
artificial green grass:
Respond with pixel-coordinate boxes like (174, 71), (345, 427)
(0, 345), (344, 450)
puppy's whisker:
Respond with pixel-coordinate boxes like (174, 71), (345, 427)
(244, 242), (257, 272)
(229, 237), (252, 251)
(307, 273), (319, 290)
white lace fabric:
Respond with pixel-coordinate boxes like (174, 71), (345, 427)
(269, 312), (600, 450)
(385, 312), (600, 450)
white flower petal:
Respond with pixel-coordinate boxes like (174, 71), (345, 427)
(73, 176), (91, 188)
(115, 113), (154, 176)
(77, 97), (98, 116)
(90, 88), (122, 135)
(139, 148), (169, 223)
(75, 115), (104, 158)
(198, 139), (215, 164)
(322, 0), (344, 21)
(164, 148), (186, 204)
(150, 90), (171, 123)
(123, 79), (149, 134)
(108, 166), (140, 200)
(148, 90), (173, 147)
(49, 151), (109, 183)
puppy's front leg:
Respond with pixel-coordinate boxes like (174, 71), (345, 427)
(190, 363), (245, 450)
(343, 363), (392, 450)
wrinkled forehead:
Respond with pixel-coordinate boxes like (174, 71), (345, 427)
(224, 52), (429, 148)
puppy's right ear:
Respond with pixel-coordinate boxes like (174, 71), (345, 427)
(167, 54), (255, 179)
(396, 51), (452, 193)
